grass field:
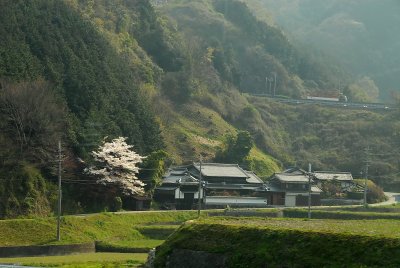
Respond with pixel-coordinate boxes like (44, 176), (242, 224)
(0, 253), (147, 267)
(0, 211), (198, 267)
(155, 217), (400, 267)
(0, 211), (197, 267)
(2, 207), (400, 267)
(0, 211), (197, 247)
(199, 217), (400, 238)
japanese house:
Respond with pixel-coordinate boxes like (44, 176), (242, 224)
(267, 169), (322, 206)
(154, 163), (268, 209)
(312, 171), (354, 191)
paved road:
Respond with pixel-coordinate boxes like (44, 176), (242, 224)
(251, 94), (396, 111)
(370, 192), (400, 206)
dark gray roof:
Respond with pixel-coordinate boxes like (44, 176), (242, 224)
(282, 167), (307, 175)
(265, 184), (284, 192)
(193, 163), (249, 178)
(206, 183), (263, 190)
(265, 183), (322, 193)
(178, 174), (199, 185)
(162, 175), (183, 184)
(313, 172), (353, 181)
(245, 171), (264, 184)
(156, 187), (177, 191)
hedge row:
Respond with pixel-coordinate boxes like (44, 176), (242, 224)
(284, 209), (400, 220)
(155, 222), (400, 267)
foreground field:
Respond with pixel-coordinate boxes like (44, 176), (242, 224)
(0, 253), (147, 267)
(0, 211), (197, 267)
(2, 208), (400, 267)
(155, 217), (400, 267)
(0, 211), (196, 247)
(201, 217), (400, 238)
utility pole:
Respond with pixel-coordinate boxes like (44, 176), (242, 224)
(364, 147), (370, 208)
(57, 140), (62, 241)
(308, 163), (312, 219)
(197, 155), (203, 218)
(272, 72), (277, 97)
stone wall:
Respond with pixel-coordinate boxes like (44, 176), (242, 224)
(0, 242), (95, 258)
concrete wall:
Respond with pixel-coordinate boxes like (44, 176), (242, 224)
(166, 249), (226, 268)
(0, 242), (95, 258)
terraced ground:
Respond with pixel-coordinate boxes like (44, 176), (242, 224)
(0, 211), (197, 267)
(155, 217), (400, 267)
(2, 206), (400, 267)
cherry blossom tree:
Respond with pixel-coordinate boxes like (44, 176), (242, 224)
(87, 137), (145, 196)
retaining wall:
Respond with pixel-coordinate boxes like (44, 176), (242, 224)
(0, 242), (95, 258)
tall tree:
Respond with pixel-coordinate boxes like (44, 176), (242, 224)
(0, 79), (66, 162)
(87, 137), (145, 196)
(215, 131), (254, 165)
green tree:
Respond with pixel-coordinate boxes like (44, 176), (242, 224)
(215, 131), (254, 165)
(345, 76), (380, 102)
(139, 150), (168, 196)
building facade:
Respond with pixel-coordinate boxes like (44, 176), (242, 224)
(154, 163), (268, 209)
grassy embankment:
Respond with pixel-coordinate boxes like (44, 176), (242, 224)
(155, 216), (400, 267)
(3, 207), (400, 267)
(0, 211), (197, 247)
(0, 211), (197, 267)
(0, 253), (148, 268)
(215, 205), (400, 220)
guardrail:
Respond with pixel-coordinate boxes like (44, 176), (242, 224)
(251, 94), (396, 111)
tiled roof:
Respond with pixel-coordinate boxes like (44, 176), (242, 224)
(282, 167), (307, 175)
(245, 171), (264, 184)
(265, 183), (322, 193)
(162, 175), (183, 184)
(156, 186), (178, 191)
(193, 163), (249, 178)
(313, 172), (353, 181)
(206, 183), (263, 190)
(311, 186), (323, 193)
(274, 173), (310, 183)
(178, 174), (199, 184)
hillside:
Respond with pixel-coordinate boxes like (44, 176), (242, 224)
(159, 0), (347, 97)
(156, 0), (400, 185)
(0, 0), (399, 218)
(155, 218), (400, 267)
(0, 0), (165, 217)
(252, 0), (400, 101)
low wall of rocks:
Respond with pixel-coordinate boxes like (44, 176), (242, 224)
(0, 242), (95, 258)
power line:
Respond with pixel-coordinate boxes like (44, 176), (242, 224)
(57, 140), (62, 241)
(363, 147), (371, 208)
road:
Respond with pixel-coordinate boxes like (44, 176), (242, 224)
(251, 94), (396, 111)
(370, 192), (400, 206)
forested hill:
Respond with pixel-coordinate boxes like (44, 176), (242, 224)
(159, 0), (347, 98)
(252, 0), (400, 101)
(0, 0), (166, 217)
(0, 0), (163, 155)
(0, 0), (399, 218)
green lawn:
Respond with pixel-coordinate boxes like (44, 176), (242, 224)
(0, 253), (148, 267)
(0, 211), (196, 247)
(202, 216), (400, 238)
(0, 211), (199, 267)
(154, 218), (400, 267)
